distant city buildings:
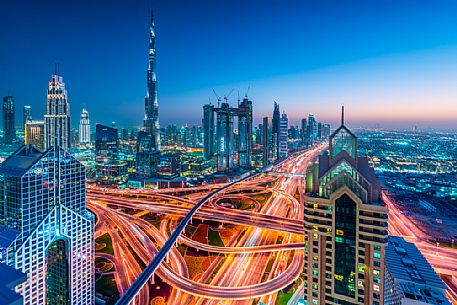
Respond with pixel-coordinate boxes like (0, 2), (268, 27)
(203, 104), (215, 160)
(304, 108), (388, 305)
(144, 10), (160, 150)
(2, 95), (16, 144)
(384, 236), (450, 305)
(79, 108), (91, 145)
(44, 72), (71, 150)
(0, 145), (94, 305)
(95, 123), (127, 180)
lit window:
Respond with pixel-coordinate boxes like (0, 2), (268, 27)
(313, 233), (318, 239)
(335, 274), (343, 281)
(374, 245), (381, 251)
(313, 203), (318, 209)
(335, 237), (344, 243)
(358, 265), (365, 272)
(358, 280), (364, 287)
(373, 269), (380, 275)
(373, 277), (381, 284)
(312, 284), (318, 290)
(313, 226), (319, 232)
(373, 252), (381, 259)
(336, 229), (344, 236)
(373, 284), (380, 291)
(312, 299), (318, 305)
(313, 270), (318, 276)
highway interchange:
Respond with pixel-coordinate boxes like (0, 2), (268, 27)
(89, 144), (457, 304)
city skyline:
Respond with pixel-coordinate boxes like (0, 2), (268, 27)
(1, 0), (457, 128)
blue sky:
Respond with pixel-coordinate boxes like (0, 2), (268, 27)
(1, 0), (457, 128)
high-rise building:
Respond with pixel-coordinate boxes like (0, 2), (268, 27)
(44, 73), (71, 150)
(23, 105), (32, 127)
(272, 101), (280, 158)
(79, 108), (91, 144)
(215, 102), (234, 172)
(0, 145), (95, 305)
(301, 118), (307, 147)
(24, 120), (44, 149)
(304, 108), (388, 305)
(95, 123), (118, 165)
(317, 122), (322, 140)
(237, 96), (253, 168)
(321, 123), (331, 140)
(384, 236), (450, 305)
(136, 130), (160, 178)
(2, 95), (16, 144)
(262, 116), (274, 166)
(306, 113), (316, 146)
(278, 112), (288, 159)
(144, 10), (160, 150)
(203, 104), (215, 160)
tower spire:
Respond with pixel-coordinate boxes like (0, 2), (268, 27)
(341, 105), (345, 126)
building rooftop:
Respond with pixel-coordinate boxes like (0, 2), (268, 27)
(386, 236), (449, 304)
(0, 145), (43, 177)
(0, 263), (26, 305)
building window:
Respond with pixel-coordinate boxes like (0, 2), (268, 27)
(373, 252), (381, 259)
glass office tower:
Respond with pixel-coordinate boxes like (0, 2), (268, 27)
(304, 108), (388, 305)
(0, 145), (95, 305)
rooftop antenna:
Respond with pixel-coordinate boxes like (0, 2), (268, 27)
(341, 105), (345, 126)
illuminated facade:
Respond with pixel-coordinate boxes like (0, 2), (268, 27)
(215, 102), (234, 171)
(144, 10), (160, 150)
(304, 108), (388, 305)
(24, 120), (44, 150)
(279, 112), (288, 159)
(0, 145), (95, 305)
(79, 108), (90, 144)
(44, 73), (71, 150)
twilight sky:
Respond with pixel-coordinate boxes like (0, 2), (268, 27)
(1, 0), (457, 129)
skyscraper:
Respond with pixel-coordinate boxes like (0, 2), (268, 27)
(44, 72), (71, 150)
(304, 108), (388, 305)
(79, 108), (91, 144)
(203, 104), (215, 160)
(301, 118), (307, 147)
(0, 145), (95, 305)
(215, 102), (234, 172)
(278, 112), (288, 159)
(272, 101), (280, 158)
(144, 10), (160, 150)
(306, 113), (316, 146)
(262, 116), (274, 166)
(2, 95), (15, 144)
(236, 96), (253, 168)
(23, 105), (32, 127)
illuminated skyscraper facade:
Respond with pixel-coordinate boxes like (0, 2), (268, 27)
(2, 95), (16, 144)
(0, 145), (95, 305)
(215, 102), (234, 172)
(304, 108), (388, 305)
(44, 74), (71, 150)
(144, 11), (160, 150)
(79, 108), (91, 144)
(236, 96), (253, 168)
(24, 120), (44, 150)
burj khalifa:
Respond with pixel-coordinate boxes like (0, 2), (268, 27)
(144, 10), (160, 150)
